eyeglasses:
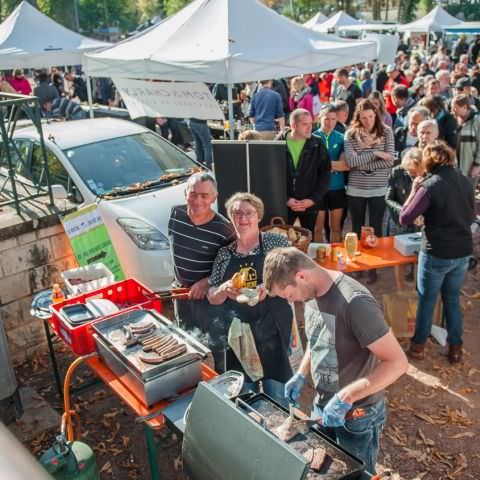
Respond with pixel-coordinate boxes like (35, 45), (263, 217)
(233, 210), (257, 219)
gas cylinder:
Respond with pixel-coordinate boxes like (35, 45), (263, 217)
(40, 436), (99, 480)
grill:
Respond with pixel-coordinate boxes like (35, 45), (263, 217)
(92, 309), (210, 406)
(182, 381), (365, 480)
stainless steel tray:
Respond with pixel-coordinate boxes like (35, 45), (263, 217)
(92, 309), (211, 406)
(92, 309), (209, 381)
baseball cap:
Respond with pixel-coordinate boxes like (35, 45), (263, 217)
(455, 77), (471, 89)
(386, 64), (396, 73)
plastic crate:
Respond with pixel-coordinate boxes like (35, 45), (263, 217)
(61, 263), (115, 295)
(49, 279), (162, 355)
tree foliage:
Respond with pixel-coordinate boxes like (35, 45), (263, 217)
(163, 0), (190, 16)
(445, 0), (480, 21)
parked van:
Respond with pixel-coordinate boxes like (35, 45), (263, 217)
(4, 118), (203, 290)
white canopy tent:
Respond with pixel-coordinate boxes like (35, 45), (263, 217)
(303, 12), (328, 30)
(338, 23), (397, 33)
(0, 1), (110, 69)
(84, 0), (377, 136)
(397, 6), (461, 33)
(314, 11), (361, 33)
(445, 22), (480, 34)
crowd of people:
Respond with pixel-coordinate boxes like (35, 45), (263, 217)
(165, 38), (477, 475)
(0, 67), (113, 120)
(2, 38), (477, 475)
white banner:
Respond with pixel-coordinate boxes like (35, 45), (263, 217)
(112, 78), (224, 120)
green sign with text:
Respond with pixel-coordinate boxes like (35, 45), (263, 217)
(61, 204), (124, 281)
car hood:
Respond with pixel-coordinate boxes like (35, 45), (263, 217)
(97, 182), (186, 232)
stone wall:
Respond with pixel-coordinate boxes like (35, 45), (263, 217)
(0, 214), (77, 365)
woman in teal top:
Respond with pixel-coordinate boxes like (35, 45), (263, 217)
(313, 104), (350, 242)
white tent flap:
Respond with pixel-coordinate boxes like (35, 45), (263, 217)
(397, 6), (462, 33)
(84, 0), (377, 83)
(314, 11), (360, 33)
(0, 1), (110, 69)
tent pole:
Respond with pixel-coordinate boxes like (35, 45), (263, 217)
(227, 83), (234, 140)
(372, 61), (377, 91)
(86, 76), (94, 119)
(426, 31), (430, 54)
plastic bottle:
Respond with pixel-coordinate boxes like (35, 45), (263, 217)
(51, 284), (65, 304)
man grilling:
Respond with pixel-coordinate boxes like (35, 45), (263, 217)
(263, 247), (408, 474)
(168, 172), (235, 372)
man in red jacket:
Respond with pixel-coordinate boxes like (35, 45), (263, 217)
(383, 64), (409, 121)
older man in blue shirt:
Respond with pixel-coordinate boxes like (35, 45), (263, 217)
(248, 79), (285, 140)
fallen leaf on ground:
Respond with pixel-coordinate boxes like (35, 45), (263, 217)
(100, 461), (112, 474)
(415, 412), (438, 425)
(418, 429), (435, 446)
(449, 432), (475, 439)
(447, 453), (468, 477)
(122, 436), (130, 448)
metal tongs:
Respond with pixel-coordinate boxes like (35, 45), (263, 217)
(149, 287), (191, 301)
(277, 405), (319, 441)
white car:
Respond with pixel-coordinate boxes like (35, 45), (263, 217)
(4, 118), (202, 290)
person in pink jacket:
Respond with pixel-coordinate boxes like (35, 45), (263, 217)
(289, 76), (313, 118)
(9, 69), (32, 95)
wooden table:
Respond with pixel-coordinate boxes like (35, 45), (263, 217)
(316, 236), (417, 290)
(86, 356), (217, 479)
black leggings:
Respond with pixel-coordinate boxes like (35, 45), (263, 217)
(347, 195), (386, 238)
(287, 209), (318, 237)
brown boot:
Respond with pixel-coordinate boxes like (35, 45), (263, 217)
(448, 344), (463, 364)
(408, 341), (425, 360)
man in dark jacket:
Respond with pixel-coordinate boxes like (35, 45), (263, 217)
(276, 108), (330, 235)
(33, 72), (59, 106)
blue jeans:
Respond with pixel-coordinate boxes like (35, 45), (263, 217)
(188, 121), (212, 168)
(312, 398), (387, 475)
(413, 251), (469, 346)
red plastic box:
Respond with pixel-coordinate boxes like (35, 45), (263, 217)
(49, 279), (162, 355)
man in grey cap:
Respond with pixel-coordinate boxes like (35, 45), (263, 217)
(454, 77), (480, 111)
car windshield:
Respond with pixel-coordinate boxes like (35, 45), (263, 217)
(63, 132), (198, 196)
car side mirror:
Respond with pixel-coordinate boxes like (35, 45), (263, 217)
(51, 184), (68, 200)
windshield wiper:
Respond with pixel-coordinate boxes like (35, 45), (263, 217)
(98, 168), (202, 199)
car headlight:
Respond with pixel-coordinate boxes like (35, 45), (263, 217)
(117, 218), (170, 251)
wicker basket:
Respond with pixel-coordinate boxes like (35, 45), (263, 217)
(261, 217), (312, 253)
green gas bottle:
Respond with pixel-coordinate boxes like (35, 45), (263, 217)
(40, 436), (100, 480)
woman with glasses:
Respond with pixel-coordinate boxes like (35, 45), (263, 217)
(208, 193), (293, 404)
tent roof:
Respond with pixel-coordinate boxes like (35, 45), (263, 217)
(0, 1), (110, 69)
(303, 12), (328, 29)
(315, 11), (361, 32)
(397, 6), (461, 33)
(338, 23), (397, 32)
(445, 22), (480, 34)
(84, 0), (377, 83)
